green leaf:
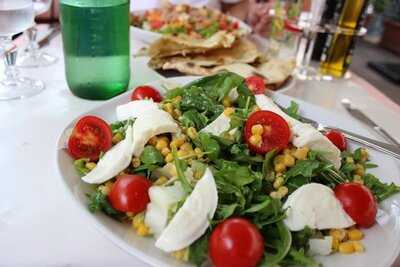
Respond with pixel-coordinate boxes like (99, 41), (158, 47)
(173, 149), (193, 194)
(74, 158), (90, 176)
(287, 248), (321, 267)
(263, 150), (277, 181)
(364, 173), (400, 202)
(230, 144), (264, 163)
(261, 221), (292, 267)
(189, 234), (209, 266)
(214, 160), (256, 187)
(86, 191), (124, 220)
(236, 83), (256, 109)
(353, 147), (362, 161)
(243, 197), (271, 213)
(283, 101), (300, 120)
(165, 86), (184, 99)
(194, 132), (221, 161)
(140, 146), (164, 165)
(285, 160), (320, 179)
(199, 21), (219, 38)
(291, 227), (315, 251)
(364, 163), (378, 169)
(180, 109), (209, 130)
(215, 204), (238, 220)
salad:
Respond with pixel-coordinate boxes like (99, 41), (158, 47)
(131, 4), (244, 39)
(67, 73), (400, 267)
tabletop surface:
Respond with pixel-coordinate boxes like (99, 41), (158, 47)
(0, 27), (399, 267)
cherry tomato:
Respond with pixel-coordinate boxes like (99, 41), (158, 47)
(67, 115), (112, 161)
(245, 76), (266, 95)
(150, 20), (164, 30)
(219, 19), (228, 30)
(334, 183), (377, 228)
(325, 130), (347, 151)
(232, 21), (239, 30)
(131, 85), (163, 102)
(209, 218), (264, 267)
(244, 111), (291, 154)
(108, 175), (152, 213)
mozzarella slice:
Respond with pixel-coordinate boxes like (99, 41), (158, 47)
(201, 113), (231, 136)
(145, 182), (186, 236)
(116, 100), (160, 121)
(283, 183), (354, 231)
(309, 236), (333, 256)
(82, 125), (134, 184)
(155, 168), (218, 252)
(255, 94), (341, 169)
(132, 109), (179, 157)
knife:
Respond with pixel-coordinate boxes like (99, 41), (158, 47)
(38, 24), (61, 49)
(341, 99), (400, 147)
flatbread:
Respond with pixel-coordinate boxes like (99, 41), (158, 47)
(212, 63), (258, 78)
(147, 31), (237, 58)
(255, 58), (296, 84)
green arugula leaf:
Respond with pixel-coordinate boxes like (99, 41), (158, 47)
(261, 221), (292, 267)
(353, 147), (362, 161)
(287, 248), (321, 267)
(74, 158), (90, 176)
(194, 132), (221, 161)
(236, 82), (256, 109)
(180, 109), (209, 130)
(230, 144), (264, 163)
(291, 227), (315, 251)
(189, 234), (209, 266)
(263, 150), (277, 181)
(364, 173), (400, 202)
(285, 160), (320, 179)
(140, 145), (164, 165)
(243, 197), (271, 213)
(173, 149), (193, 194)
(215, 204), (238, 220)
(86, 191), (125, 220)
(283, 101), (300, 120)
(214, 160), (256, 187)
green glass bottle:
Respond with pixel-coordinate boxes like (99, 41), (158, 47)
(60, 0), (130, 100)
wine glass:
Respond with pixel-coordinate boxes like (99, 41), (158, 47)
(17, 0), (57, 68)
(0, 0), (44, 100)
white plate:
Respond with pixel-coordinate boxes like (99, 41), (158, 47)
(131, 10), (252, 44)
(56, 77), (400, 267)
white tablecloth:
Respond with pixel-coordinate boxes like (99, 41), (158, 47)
(0, 28), (399, 267)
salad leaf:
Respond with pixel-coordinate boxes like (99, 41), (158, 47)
(283, 101), (300, 120)
(110, 119), (132, 136)
(140, 146), (164, 165)
(173, 149), (193, 194)
(291, 227), (315, 251)
(180, 109), (209, 130)
(194, 132), (221, 161)
(364, 173), (400, 202)
(86, 191), (124, 220)
(214, 160), (256, 187)
(215, 204), (238, 220)
(286, 248), (321, 267)
(263, 150), (277, 181)
(236, 82), (256, 109)
(261, 221), (292, 267)
(230, 144), (264, 163)
(189, 234), (209, 266)
(199, 21), (219, 38)
(74, 158), (90, 176)
(285, 160), (320, 179)
(165, 86), (184, 99)
(243, 197), (271, 213)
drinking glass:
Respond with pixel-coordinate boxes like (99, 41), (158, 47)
(18, 0), (57, 68)
(0, 0), (44, 100)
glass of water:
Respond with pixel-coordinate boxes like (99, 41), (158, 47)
(0, 0), (44, 100)
(18, 0), (57, 68)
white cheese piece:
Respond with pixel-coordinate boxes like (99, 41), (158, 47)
(116, 100), (160, 121)
(201, 113), (231, 136)
(145, 182), (186, 236)
(283, 183), (355, 231)
(155, 168), (218, 252)
(131, 109), (179, 157)
(309, 236), (333, 256)
(255, 94), (341, 169)
(82, 125), (134, 184)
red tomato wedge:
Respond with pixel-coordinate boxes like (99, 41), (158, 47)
(334, 183), (377, 228)
(131, 85), (163, 102)
(67, 115), (113, 161)
(209, 218), (264, 267)
(245, 75), (266, 95)
(244, 111), (291, 154)
(108, 175), (152, 213)
(150, 20), (164, 30)
(325, 130), (347, 151)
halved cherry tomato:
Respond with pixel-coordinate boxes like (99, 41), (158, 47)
(325, 130), (347, 151)
(131, 85), (163, 102)
(334, 183), (377, 228)
(67, 115), (112, 161)
(231, 21), (239, 30)
(108, 174), (152, 213)
(150, 20), (164, 30)
(244, 111), (291, 154)
(245, 76), (266, 95)
(209, 218), (264, 267)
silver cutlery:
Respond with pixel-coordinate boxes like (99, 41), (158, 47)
(341, 98), (400, 147)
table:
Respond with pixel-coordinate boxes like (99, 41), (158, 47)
(0, 27), (399, 267)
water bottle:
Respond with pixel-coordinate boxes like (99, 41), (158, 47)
(59, 0), (130, 100)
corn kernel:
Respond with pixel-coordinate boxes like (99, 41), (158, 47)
(353, 174), (364, 184)
(98, 181), (114, 195)
(346, 157), (354, 164)
(136, 225), (150, 236)
(177, 150), (188, 158)
(155, 139), (168, 151)
(251, 124), (264, 135)
(249, 134), (262, 146)
(294, 147), (309, 160)
(273, 155), (285, 165)
(332, 237), (340, 251)
(348, 229), (363, 241)
(132, 212), (145, 228)
(194, 147), (203, 158)
(360, 148), (369, 162)
(252, 106), (261, 112)
(274, 163), (286, 173)
(273, 176), (284, 189)
(180, 143), (193, 152)
(154, 176), (168, 186)
(170, 137), (185, 149)
(85, 162), (97, 170)
(112, 132), (124, 144)
(283, 154), (295, 167)
(132, 157), (141, 168)
(277, 186), (289, 197)
(283, 148), (292, 155)
(222, 97), (231, 107)
(187, 127), (198, 139)
(338, 242), (355, 254)
(269, 191), (281, 199)
(355, 164), (365, 176)
(163, 103), (174, 114)
(148, 136), (158, 146)
(330, 229), (347, 242)
(171, 248), (189, 261)
(165, 153), (174, 163)
(172, 95), (182, 105)
(161, 147), (171, 156)
(173, 108), (182, 118)
(223, 107), (235, 117)
(352, 241), (364, 252)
